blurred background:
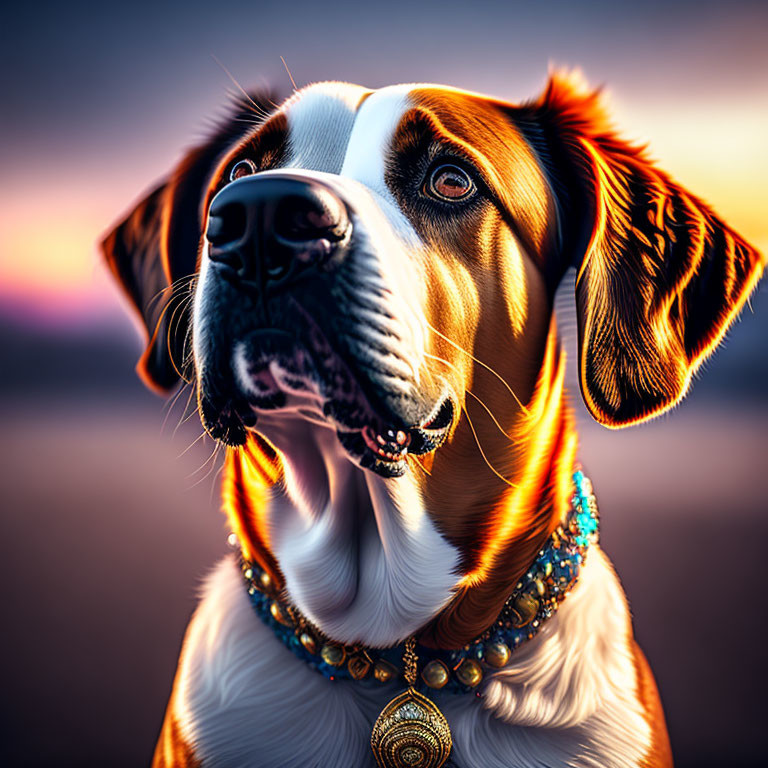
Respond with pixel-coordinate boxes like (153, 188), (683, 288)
(1, 1), (766, 765)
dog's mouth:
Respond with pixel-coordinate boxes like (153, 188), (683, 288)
(335, 395), (454, 476)
(197, 330), (456, 478)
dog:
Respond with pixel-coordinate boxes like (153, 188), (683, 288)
(102, 73), (764, 768)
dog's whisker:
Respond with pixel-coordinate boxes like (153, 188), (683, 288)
(164, 297), (196, 390)
(187, 443), (225, 488)
(165, 295), (196, 384)
(145, 273), (196, 317)
(178, 429), (208, 459)
(186, 439), (220, 479)
(230, 116), (266, 126)
(407, 454), (433, 477)
(161, 376), (188, 414)
(425, 321), (530, 416)
(180, 327), (196, 376)
(213, 56), (273, 121)
(461, 402), (518, 489)
(161, 379), (193, 434)
(176, 301), (197, 380)
(175, 398), (203, 434)
(280, 55), (299, 93)
(144, 289), (194, 385)
(464, 390), (515, 442)
(216, 87), (270, 127)
(167, 292), (193, 346)
(424, 352), (514, 442)
(208, 453), (229, 504)
(171, 382), (200, 438)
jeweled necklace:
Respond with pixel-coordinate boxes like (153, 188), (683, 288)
(237, 470), (599, 768)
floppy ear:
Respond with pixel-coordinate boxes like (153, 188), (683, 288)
(524, 73), (765, 427)
(101, 92), (277, 393)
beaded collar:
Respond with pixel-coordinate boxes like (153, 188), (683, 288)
(238, 469), (598, 696)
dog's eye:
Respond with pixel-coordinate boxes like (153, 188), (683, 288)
(229, 159), (258, 182)
(426, 164), (475, 202)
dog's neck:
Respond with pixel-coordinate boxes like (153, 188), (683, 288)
(223, 325), (577, 649)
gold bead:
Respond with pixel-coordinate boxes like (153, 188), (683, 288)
(347, 655), (371, 680)
(259, 572), (273, 591)
(299, 632), (318, 655)
(484, 642), (511, 668)
(532, 578), (547, 597)
(320, 643), (346, 667)
(243, 568), (253, 580)
(373, 660), (398, 683)
(455, 658), (483, 687)
(269, 601), (292, 626)
(510, 593), (539, 628)
(421, 660), (450, 689)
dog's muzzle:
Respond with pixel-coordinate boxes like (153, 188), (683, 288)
(195, 172), (454, 476)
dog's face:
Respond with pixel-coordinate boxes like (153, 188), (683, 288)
(191, 83), (558, 479)
(103, 75), (763, 645)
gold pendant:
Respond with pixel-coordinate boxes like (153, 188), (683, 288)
(370, 686), (452, 768)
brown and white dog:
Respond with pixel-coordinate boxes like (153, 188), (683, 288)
(103, 73), (764, 768)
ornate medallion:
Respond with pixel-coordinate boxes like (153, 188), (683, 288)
(370, 687), (452, 768)
(370, 637), (452, 767)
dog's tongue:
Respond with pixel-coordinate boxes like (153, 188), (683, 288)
(361, 425), (411, 461)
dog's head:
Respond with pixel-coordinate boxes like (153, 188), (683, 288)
(103, 75), (763, 644)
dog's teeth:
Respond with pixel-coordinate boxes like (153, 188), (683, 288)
(362, 424), (409, 462)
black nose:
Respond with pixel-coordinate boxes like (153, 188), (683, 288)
(205, 175), (350, 289)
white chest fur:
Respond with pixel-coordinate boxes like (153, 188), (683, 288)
(171, 547), (650, 767)
(241, 417), (463, 649)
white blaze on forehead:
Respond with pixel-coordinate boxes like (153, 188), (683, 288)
(284, 82), (416, 204)
(340, 85), (413, 199)
(283, 81), (370, 173)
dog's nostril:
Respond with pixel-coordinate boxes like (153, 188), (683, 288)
(273, 192), (348, 245)
(206, 203), (247, 248)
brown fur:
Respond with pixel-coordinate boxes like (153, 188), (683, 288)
(633, 642), (674, 768)
(152, 678), (201, 768)
(222, 436), (284, 589)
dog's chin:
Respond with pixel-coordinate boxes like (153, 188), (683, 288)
(197, 363), (455, 478)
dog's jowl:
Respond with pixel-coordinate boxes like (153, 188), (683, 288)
(103, 74), (764, 768)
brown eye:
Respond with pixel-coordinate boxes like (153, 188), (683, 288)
(427, 164), (474, 201)
(229, 158), (258, 182)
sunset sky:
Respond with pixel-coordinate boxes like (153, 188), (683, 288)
(1, 0), (766, 326)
